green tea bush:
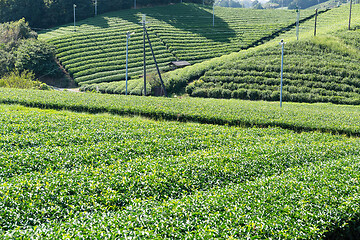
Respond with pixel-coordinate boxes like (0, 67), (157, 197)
(39, 4), (316, 88)
(1, 88), (360, 135)
(183, 36), (360, 104)
(1, 105), (360, 238)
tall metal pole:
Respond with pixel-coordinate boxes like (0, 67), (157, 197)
(296, 7), (300, 40)
(134, 0), (136, 9)
(279, 39), (286, 108)
(349, 0), (352, 30)
(314, 8), (318, 36)
(144, 28), (168, 97)
(213, 4), (215, 27)
(73, 4), (76, 32)
(142, 14), (147, 96)
(95, 0), (97, 16)
(125, 32), (130, 96)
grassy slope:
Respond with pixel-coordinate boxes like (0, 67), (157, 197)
(39, 3), (315, 88)
(1, 104), (360, 239)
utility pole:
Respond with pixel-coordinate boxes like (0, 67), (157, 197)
(73, 4), (77, 32)
(144, 28), (168, 97)
(314, 8), (318, 36)
(125, 31), (135, 96)
(140, 14), (148, 96)
(95, 0), (98, 16)
(134, 0), (136, 9)
(349, 0), (352, 30)
(279, 39), (286, 108)
(296, 7), (300, 40)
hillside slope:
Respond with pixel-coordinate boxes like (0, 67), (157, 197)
(125, 4), (359, 105)
(83, 4), (360, 102)
(184, 36), (360, 104)
(39, 3), (316, 87)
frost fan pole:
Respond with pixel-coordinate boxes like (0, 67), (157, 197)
(279, 39), (286, 108)
(141, 15), (148, 96)
(213, 4), (215, 27)
(296, 7), (300, 40)
(95, 0), (98, 16)
(349, 0), (353, 30)
(144, 28), (168, 97)
(314, 8), (318, 36)
(73, 4), (77, 32)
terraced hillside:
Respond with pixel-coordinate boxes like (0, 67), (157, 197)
(39, 3), (316, 87)
(83, 4), (360, 100)
(145, 4), (359, 104)
(184, 36), (360, 104)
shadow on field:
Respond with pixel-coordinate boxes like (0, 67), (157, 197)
(325, 219), (360, 240)
(115, 3), (237, 43)
(79, 16), (110, 28)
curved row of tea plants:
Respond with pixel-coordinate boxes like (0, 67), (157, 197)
(87, 4), (360, 98)
(1, 104), (360, 238)
(184, 36), (360, 104)
(145, 5), (317, 63)
(1, 88), (360, 136)
(45, 23), (175, 86)
(39, 3), (316, 87)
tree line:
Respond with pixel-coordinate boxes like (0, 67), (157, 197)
(0, 0), (214, 29)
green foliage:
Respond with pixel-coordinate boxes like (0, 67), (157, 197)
(39, 4), (315, 88)
(0, 19), (61, 80)
(165, 28), (360, 104)
(0, 50), (14, 76)
(0, 1), (213, 29)
(0, 18), (37, 50)
(1, 88), (360, 136)
(0, 70), (48, 89)
(0, 104), (360, 238)
(14, 39), (60, 77)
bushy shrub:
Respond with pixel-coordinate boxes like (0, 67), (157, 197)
(14, 39), (60, 78)
(221, 89), (232, 99)
(0, 69), (48, 89)
(0, 18), (37, 49)
(232, 89), (247, 99)
(185, 82), (196, 94)
(247, 89), (261, 100)
(0, 19), (60, 78)
(208, 88), (223, 98)
(191, 88), (208, 98)
(0, 50), (14, 76)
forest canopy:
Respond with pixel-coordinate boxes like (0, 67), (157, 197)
(0, 0), (214, 28)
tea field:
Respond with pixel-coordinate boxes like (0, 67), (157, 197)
(2, 88), (360, 135)
(86, 4), (360, 103)
(1, 102), (360, 238)
(39, 3), (316, 87)
(183, 35), (360, 104)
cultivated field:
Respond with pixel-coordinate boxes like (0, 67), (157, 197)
(2, 2), (360, 239)
(39, 3), (316, 88)
(83, 4), (360, 100)
(1, 90), (360, 238)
